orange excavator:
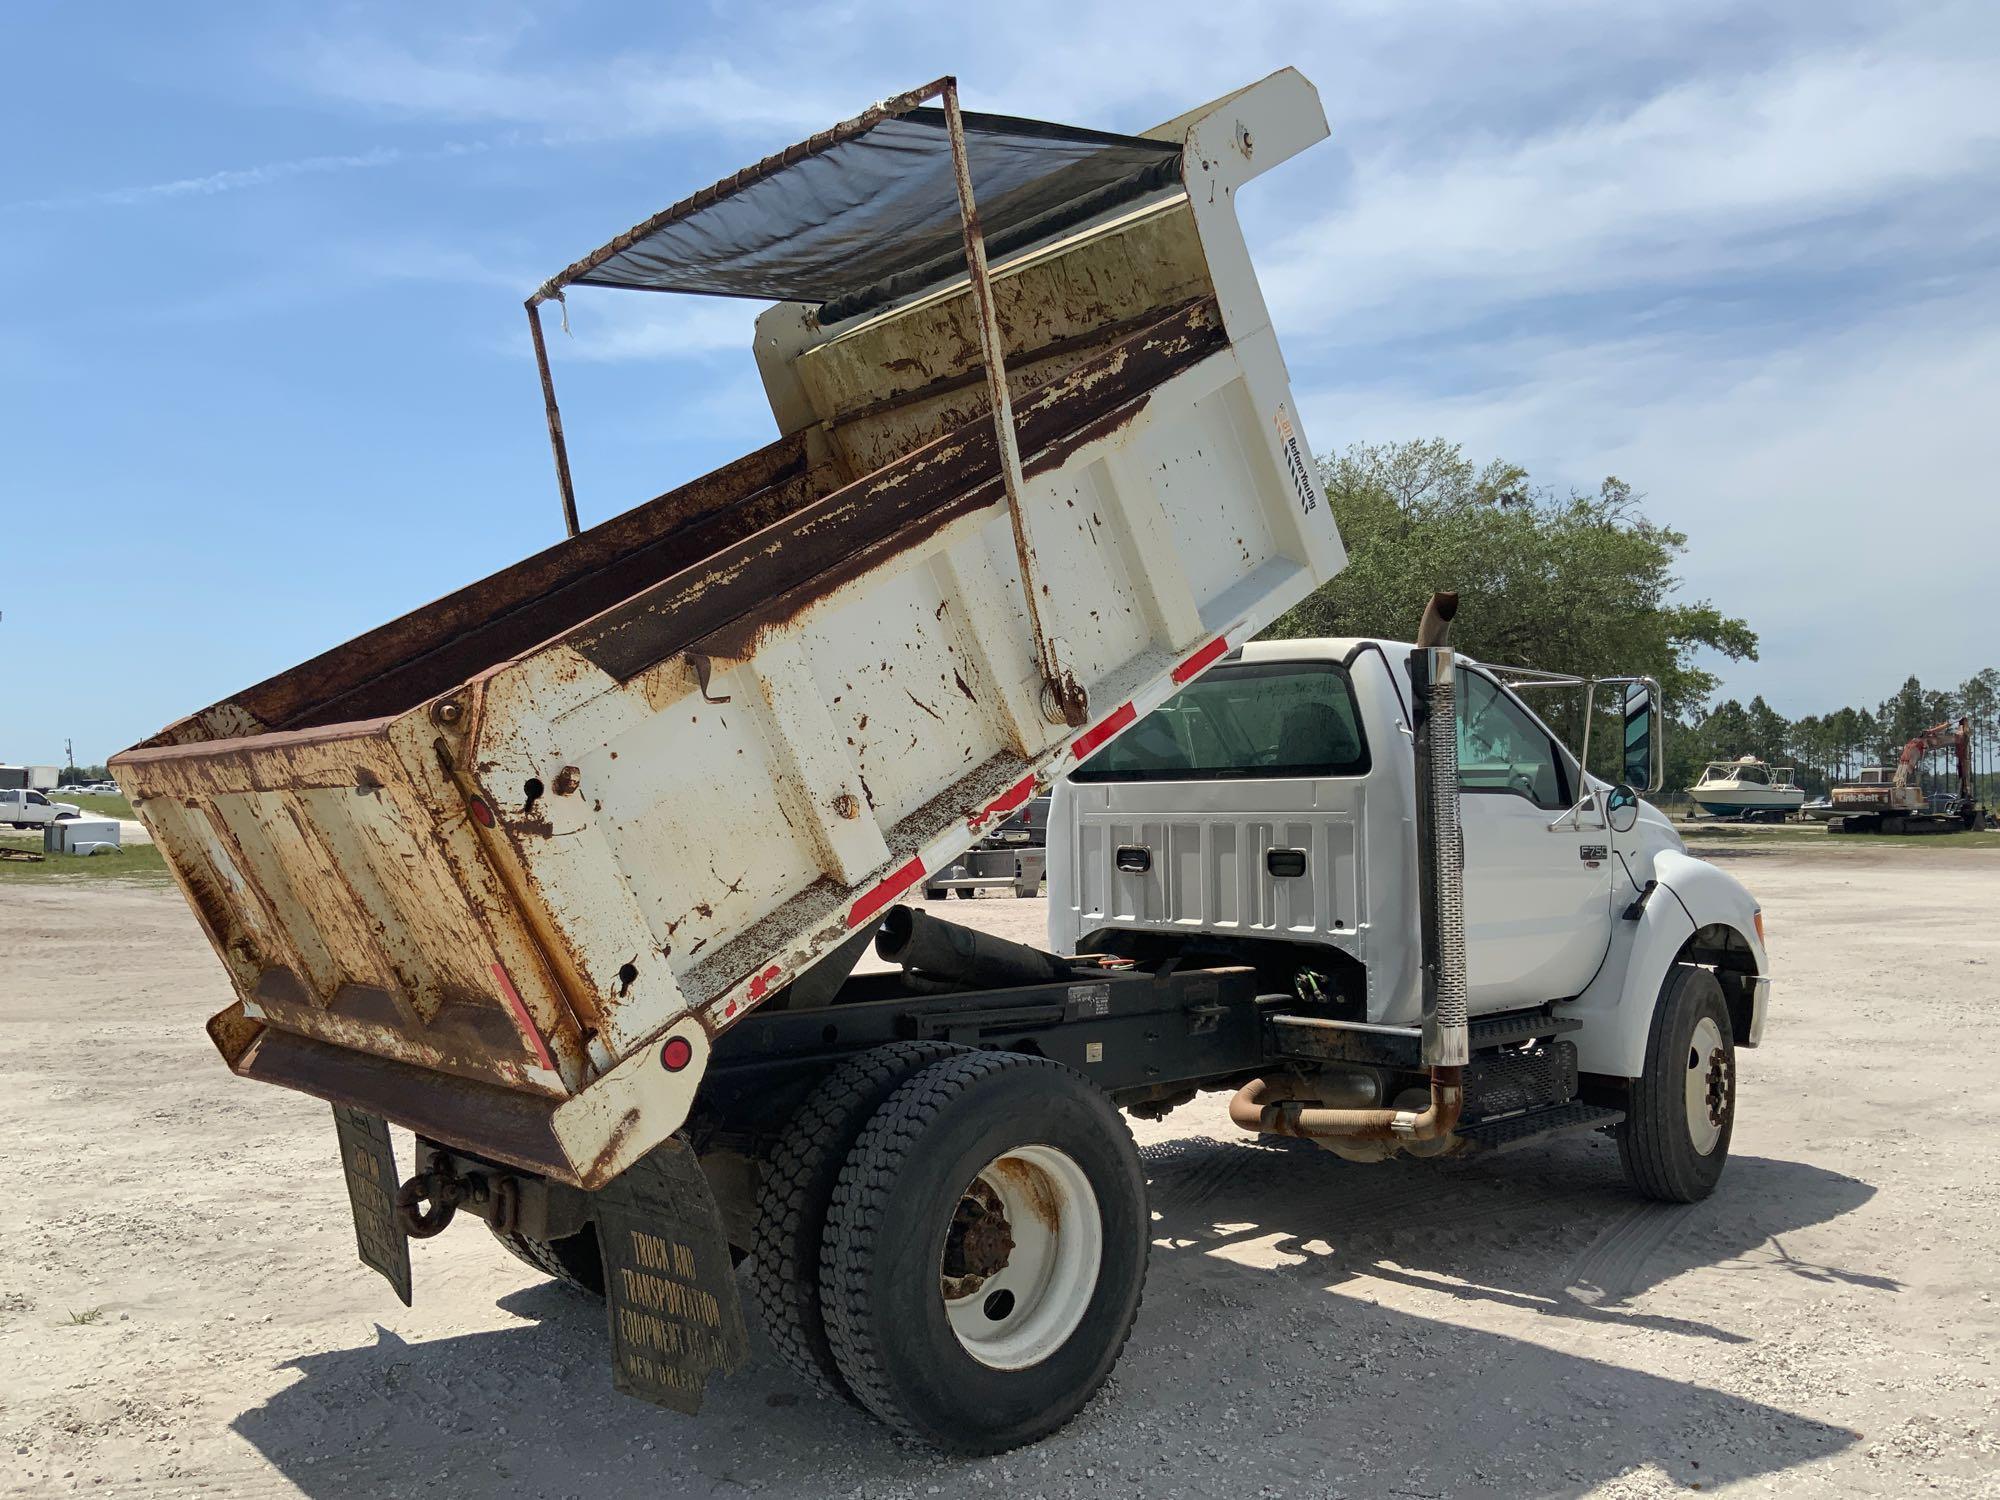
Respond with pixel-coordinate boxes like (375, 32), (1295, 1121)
(1829, 718), (1991, 833)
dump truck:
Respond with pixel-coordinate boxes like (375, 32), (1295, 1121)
(113, 69), (1771, 1455)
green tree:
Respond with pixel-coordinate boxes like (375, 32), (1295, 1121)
(1960, 669), (2000, 801)
(1744, 696), (1789, 763)
(1269, 442), (1759, 740)
(1882, 676), (1930, 748)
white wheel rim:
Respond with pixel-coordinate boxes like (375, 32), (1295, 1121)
(940, 1143), (1102, 1370)
(1684, 1015), (1728, 1156)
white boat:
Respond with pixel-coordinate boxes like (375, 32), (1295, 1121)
(1690, 757), (1806, 819)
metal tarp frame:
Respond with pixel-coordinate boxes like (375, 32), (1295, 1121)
(524, 75), (1163, 723)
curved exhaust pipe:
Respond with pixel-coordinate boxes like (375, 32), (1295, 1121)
(1228, 1070), (1462, 1143)
(1231, 589), (1469, 1149)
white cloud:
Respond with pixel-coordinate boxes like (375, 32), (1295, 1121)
(547, 296), (758, 363)
(290, 30), (859, 142)
(1295, 285), (2000, 712)
(8, 143), (488, 213)
(1261, 36), (2000, 343)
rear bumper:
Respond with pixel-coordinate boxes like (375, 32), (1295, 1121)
(241, 1027), (575, 1178)
(229, 1006), (714, 1190)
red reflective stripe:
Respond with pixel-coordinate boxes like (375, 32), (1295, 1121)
(971, 773), (1037, 830)
(847, 855), (927, 928)
(746, 963), (784, 1001)
(1172, 635), (1230, 683)
(490, 962), (556, 1073)
(1070, 702), (1136, 761)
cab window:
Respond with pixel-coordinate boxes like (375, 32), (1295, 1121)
(1457, 671), (1570, 810)
(1070, 662), (1370, 782)
(26, 791), (49, 806)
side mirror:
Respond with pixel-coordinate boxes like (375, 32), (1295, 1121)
(1622, 683), (1660, 793)
(1606, 783), (1641, 834)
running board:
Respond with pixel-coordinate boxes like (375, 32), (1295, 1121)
(1454, 1102), (1623, 1154)
(1268, 1005), (1580, 1068)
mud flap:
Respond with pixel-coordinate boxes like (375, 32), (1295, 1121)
(332, 1104), (412, 1306)
(592, 1135), (748, 1413)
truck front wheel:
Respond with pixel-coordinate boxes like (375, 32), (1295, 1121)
(1619, 965), (1735, 1202)
(819, 1050), (1148, 1453)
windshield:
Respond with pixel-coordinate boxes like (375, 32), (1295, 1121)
(1070, 661), (1370, 782)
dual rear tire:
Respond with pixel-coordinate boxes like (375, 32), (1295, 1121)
(753, 1046), (1148, 1453)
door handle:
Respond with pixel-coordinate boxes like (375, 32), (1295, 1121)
(1265, 849), (1307, 878)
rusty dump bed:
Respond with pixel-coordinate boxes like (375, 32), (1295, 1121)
(114, 70), (1346, 1188)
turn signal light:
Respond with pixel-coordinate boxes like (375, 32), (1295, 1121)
(1753, 909), (1766, 944)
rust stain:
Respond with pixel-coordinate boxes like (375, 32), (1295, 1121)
(904, 689), (944, 723)
(990, 1156), (1064, 1232)
(581, 1107), (646, 1188)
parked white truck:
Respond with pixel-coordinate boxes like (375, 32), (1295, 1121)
(111, 69), (1766, 1455)
(1051, 629), (1767, 1191)
(1, 786), (81, 828)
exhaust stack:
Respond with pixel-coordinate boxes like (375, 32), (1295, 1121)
(1229, 591), (1469, 1148)
(1412, 592), (1469, 1070)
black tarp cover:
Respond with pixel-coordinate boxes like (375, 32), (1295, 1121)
(559, 108), (1183, 321)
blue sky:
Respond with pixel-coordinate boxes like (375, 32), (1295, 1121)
(4, 1), (1997, 767)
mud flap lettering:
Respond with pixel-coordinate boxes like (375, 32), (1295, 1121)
(593, 1136), (748, 1413)
(332, 1105), (412, 1306)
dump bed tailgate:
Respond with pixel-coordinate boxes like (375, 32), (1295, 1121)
(117, 714), (589, 1097)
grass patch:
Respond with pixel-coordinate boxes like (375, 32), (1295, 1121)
(0, 831), (171, 885)
(1680, 821), (2000, 851)
(62, 792), (135, 821)
(65, 1307), (104, 1326)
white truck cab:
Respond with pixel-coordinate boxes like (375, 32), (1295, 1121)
(1, 788), (81, 829)
(1051, 636), (1769, 1185)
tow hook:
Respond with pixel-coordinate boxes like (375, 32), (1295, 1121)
(395, 1165), (522, 1239)
(395, 1169), (468, 1238)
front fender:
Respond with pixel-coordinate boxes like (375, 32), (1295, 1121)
(1559, 850), (1767, 1079)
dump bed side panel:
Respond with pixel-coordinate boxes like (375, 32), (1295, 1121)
(457, 294), (1338, 1080)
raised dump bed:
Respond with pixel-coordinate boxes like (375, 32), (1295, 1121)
(113, 69), (1345, 1188)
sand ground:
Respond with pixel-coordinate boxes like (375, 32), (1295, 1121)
(2, 842), (1996, 1498)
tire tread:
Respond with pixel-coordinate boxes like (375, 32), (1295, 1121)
(1619, 965), (1732, 1202)
(488, 1224), (605, 1295)
(819, 1050), (1147, 1451)
(749, 1040), (962, 1399)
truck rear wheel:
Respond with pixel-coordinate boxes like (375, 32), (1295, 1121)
(488, 1224), (605, 1296)
(819, 1050), (1148, 1453)
(750, 1040), (963, 1401)
(1619, 965), (1735, 1202)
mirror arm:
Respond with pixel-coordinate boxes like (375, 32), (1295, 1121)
(1548, 787), (1607, 833)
